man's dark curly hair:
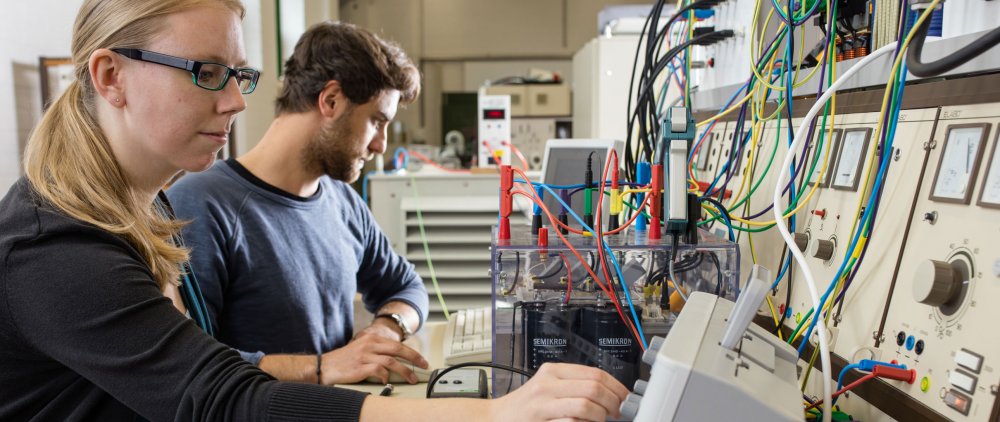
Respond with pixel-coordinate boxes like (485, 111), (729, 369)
(275, 21), (420, 114)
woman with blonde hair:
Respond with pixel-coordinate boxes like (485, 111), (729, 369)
(0, 0), (628, 420)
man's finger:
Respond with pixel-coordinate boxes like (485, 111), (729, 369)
(367, 340), (429, 369)
(374, 355), (417, 384)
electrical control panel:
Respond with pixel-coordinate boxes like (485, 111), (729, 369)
(873, 103), (1000, 421)
(699, 105), (999, 421)
(784, 109), (940, 362)
(478, 94), (512, 168)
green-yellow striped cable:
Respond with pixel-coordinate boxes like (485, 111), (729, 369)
(409, 175), (450, 320)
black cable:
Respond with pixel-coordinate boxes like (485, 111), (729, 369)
(708, 252), (722, 296)
(506, 301), (521, 393)
(648, 250), (704, 283)
(698, 196), (734, 242)
(625, 30), (735, 179)
(533, 255), (565, 279)
(626, 0), (725, 181)
(426, 362), (534, 398)
(625, 0), (666, 181)
(906, 14), (1000, 77)
(513, 251), (520, 291)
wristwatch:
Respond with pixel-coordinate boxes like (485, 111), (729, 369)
(374, 313), (412, 341)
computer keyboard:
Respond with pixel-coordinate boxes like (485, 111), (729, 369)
(443, 307), (493, 365)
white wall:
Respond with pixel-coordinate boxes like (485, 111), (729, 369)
(0, 0), (85, 197)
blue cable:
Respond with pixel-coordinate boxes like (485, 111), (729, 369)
(539, 184), (649, 350)
(833, 360), (908, 405)
(362, 147), (410, 203)
(833, 363), (862, 406)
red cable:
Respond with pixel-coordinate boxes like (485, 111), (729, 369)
(592, 150), (639, 343)
(804, 373), (875, 411)
(604, 194), (650, 235)
(509, 179), (644, 350)
(560, 253), (572, 304)
(409, 150), (471, 173)
(501, 141), (531, 171)
(543, 181), (653, 236)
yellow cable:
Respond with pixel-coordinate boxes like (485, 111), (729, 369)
(696, 92), (754, 127)
(765, 296), (785, 341)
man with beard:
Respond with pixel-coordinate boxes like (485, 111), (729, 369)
(166, 21), (429, 386)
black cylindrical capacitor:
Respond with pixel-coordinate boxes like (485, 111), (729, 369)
(523, 301), (580, 371)
(583, 303), (641, 387)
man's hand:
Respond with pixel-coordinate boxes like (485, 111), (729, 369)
(320, 334), (429, 385)
(356, 317), (404, 342)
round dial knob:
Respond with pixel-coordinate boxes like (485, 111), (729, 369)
(633, 379), (649, 395)
(641, 337), (665, 365)
(912, 260), (961, 306)
(808, 238), (835, 261)
(793, 233), (809, 252)
(620, 393), (643, 420)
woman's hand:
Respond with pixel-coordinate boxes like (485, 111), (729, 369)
(489, 363), (630, 421)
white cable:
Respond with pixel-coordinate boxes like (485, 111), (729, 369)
(771, 41), (898, 422)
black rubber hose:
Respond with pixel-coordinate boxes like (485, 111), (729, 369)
(907, 15), (1000, 78)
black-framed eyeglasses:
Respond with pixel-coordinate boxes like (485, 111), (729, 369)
(112, 48), (260, 94)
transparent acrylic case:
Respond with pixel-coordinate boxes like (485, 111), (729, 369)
(490, 226), (740, 396)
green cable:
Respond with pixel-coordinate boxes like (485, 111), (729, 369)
(788, 307), (815, 344)
(409, 175), (450, 320)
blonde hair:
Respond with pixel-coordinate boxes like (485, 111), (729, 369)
(24, 0), (245, 289)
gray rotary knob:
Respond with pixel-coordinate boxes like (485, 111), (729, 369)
(793, 233), (809, 252)
(633, 379), (649, 395)
(642, 336), (665, 365)
(620, 392), (643, 420)
(913, 260), (961, 306)
(808, 238), (835, 261)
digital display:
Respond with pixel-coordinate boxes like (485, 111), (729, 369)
(483, 109), (506, 120)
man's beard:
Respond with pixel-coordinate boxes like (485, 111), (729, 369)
(303, 110), (365, 183)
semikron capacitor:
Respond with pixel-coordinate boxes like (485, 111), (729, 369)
(582, 303), (641, 387)
(523, 301), (582, 370)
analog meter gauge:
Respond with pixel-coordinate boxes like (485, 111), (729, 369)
(808, 128), (840, 188)
(976, 131), (1000, 208)
(695, 133), (714, 172)
(831, 128), (871, 191)
(930, 124), (989, 204)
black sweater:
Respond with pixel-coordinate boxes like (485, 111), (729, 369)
(0, 178), (368, 421)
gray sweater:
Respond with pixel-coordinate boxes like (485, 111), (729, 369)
(166, 160), (428, 363)
(0, 178), (368, 421)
